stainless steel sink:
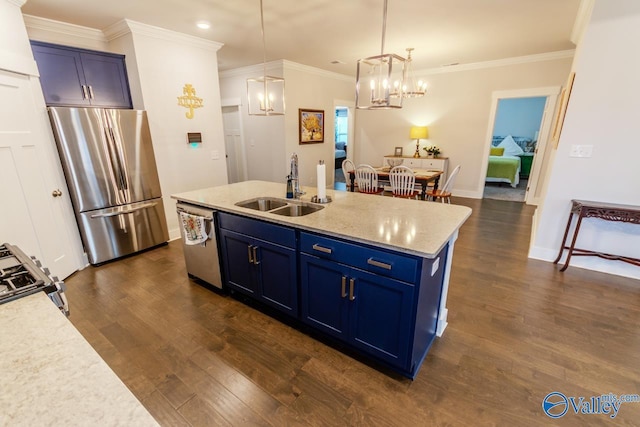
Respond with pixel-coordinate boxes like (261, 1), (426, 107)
(235, 197), (288, 211)
(270, 203), (324, 217)
(235, 197), (323, 217)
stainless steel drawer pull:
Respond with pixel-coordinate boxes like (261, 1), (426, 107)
(252, 246), (260, 265)
(247, 245), (254, 264)
(349, 278), (356, 301)
(341, 276), (347, 298)
(81, 85), (89, 99)
(312, 244), (332, 254)
(367, 258), (392, 270)
(88, 85), (95, 99)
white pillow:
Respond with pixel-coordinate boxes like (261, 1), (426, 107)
(497, 135), (524, 157)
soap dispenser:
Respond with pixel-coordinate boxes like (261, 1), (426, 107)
(286, 174), (294, 199)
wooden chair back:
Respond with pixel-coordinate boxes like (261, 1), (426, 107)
(355, 164), (382, 194)
(427, 165), (461, 203)
(389, 166), (418, 199)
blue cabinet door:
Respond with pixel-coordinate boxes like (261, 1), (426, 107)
(219, 229), (257, 295)
(301, 253), (413, 369)
(300, 254), (349, 340)
(255, 239), (298, 315)
(31, 41), (132, 108)
(219, 227), (298, 316)
(80, 52), (132, 108)
(348, 270), (414, 369)
(31, 43), (90, 106)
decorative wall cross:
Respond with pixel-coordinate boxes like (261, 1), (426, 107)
(177, 84), (204, 119)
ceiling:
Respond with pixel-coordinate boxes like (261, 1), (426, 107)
(22, 0), (583, 76)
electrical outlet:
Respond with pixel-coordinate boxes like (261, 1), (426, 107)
(569, 145), (593, 158)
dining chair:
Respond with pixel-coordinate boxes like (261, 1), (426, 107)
(389, 166), (420, 199)
(355, 164), (384, 195)
(426, 165), (461, 203)
(341, 158), (356, 188)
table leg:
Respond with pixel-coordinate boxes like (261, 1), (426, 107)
(553, 211), (575, 264)
(430, 176), (441, 201)
(560, 213), (585, 272)
(349, 173), (355, 192)
(420, 182), (427, 200)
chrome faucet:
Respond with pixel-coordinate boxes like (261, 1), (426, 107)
(289, 153), (305, 199)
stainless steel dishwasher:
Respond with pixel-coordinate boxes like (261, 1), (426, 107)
(176, 202), (222, 289)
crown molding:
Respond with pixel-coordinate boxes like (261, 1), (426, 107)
(8, 0), (27, 7)
(105, 19), (223, 52)
(22, 14), (107, 43)
(420, 50), (575, 75)
(571, 0), (595, 45)
(282, 60), (352, 82)
(220, 59), (351, 82)
(219, 60), (284, 79)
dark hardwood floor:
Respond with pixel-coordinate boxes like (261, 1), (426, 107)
(64, 197), (640, 426)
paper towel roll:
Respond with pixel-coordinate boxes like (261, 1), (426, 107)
(317, 162), (326, 200)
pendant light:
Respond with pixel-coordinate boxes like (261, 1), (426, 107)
(401, 48), (428, 98)
(355, 0), (406, 110)
(247, 0), (285, 116)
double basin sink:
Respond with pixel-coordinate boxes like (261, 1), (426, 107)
(235, 197), (324, 217)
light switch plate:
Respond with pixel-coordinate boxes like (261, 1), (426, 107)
(569, 145), (593, 158)
(211, 150), (219, 160)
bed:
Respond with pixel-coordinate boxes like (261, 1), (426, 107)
(485, 135), (532, 187)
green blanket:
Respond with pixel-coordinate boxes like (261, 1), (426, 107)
(486, 156), (520, 183)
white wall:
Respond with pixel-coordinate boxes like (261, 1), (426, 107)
(219, 62), (286, 183)
(219, 61), (354, 188)
(283, 62), (354, 188)
(531, 0), (640, 280)
(354, 58), (573, 198)
(1, 2), (38, 76)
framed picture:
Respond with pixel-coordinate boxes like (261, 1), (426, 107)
(394, 147), (403, 156)
(552, 72), (576, 148)
(299, 109), (324, 144)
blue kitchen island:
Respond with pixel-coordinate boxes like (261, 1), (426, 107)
(172, 181), (471, 379)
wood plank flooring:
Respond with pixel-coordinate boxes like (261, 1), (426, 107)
(63, 197), (640, 426)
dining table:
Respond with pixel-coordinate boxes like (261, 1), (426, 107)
(348, 167), (443, 200)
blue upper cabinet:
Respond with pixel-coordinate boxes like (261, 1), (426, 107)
(31, 41), (133, 109)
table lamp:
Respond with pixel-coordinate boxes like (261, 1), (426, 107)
(410, 126), (428, 158)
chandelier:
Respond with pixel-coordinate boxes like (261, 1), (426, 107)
(247, 0), (285, 116)
(394, 48), (427, 98)
(355, 0), (406, 109)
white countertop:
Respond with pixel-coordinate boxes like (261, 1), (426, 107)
(0, 293), (159, 427)
(172, 180), (472, 258)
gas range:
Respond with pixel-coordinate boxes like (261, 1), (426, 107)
(0, 243), (68, 316)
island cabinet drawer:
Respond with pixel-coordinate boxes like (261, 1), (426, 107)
(300, 232), (418, 283)
(218, 213), (295, 248)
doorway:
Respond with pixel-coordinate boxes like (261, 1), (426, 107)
(484, 97), (545, 202)
(480, 87), (560, 205)
(334, 106), (349, 181)
(221, 105), (247, 183)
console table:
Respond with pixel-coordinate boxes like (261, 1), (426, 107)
(553, 199), (640, 271)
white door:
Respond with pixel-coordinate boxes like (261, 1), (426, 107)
(0, 70), (80, 279)
(222, 106), (247, 183)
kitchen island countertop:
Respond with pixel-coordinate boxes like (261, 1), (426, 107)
(171, 180), (471, 258)
(0, 293), (159, 426)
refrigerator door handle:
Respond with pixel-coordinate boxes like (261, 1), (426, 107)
(105, 126), (128, 192)
(90, 202), (157, 218)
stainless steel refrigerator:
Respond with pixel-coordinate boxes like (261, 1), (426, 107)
(48, 107), (169, 265)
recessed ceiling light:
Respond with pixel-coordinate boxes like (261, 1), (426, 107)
(196, 21), (211, 30)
